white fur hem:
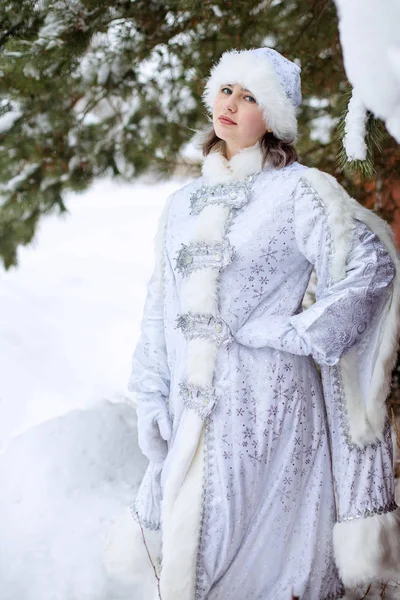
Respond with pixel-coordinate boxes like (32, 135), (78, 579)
(333, 507), (400, 588)
(160, 427), (205, 600)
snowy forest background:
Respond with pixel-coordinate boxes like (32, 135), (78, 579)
(1, 1), (400, 599)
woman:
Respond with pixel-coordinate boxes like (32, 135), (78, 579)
(105, 48), (400, 600)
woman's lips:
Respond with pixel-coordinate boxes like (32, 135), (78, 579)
(219, 116), (237, 125)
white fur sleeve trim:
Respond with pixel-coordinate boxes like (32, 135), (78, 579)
(333, 507), (400, 588)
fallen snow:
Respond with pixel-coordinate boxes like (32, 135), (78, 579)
(0, 177), (183, 445)
(0, 400), (146, 600)
(0, 176), (185, 599)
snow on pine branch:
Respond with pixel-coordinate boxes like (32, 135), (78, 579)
(3, 163), (41, 193)
(334, 0), (400, 144)
(0, 110), (23, 134)
(343, 89), (368, 161)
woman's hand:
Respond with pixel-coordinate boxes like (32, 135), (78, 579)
(136, 402), (172, 464)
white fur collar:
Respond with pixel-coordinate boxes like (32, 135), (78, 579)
(201, 142), (266, 184)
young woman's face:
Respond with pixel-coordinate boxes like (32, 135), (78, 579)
(212, 83), (269, 159)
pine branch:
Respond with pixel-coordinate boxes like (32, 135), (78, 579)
(0, 0), (398, 269)
(135, 510), (162, 600)
(335, 87), (385, 179)
(360, 583), (372, 598)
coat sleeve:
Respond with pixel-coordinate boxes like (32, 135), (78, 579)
(235, 174), (396, 369)
(127, 195), (173, 465)
(290, 173), (400, 588)
(288, 178), (396, 366)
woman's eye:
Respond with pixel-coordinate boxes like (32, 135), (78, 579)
(220, 88), (255, 102)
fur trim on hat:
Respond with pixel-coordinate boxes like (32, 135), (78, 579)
(202, 49), (298, 142)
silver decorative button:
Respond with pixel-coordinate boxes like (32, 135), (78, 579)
(215, 323), (222, 333)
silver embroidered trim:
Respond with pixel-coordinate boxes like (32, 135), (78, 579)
(175, 239), (235, 277)
(298, 179), (335, 287)
(195, 413), (214, 599)
(331, 365), (380, 451)
(176, 312), (234, 346)
(190, 175), (255, 215)
(331, 366), (359, 451)
(179, 380), (217, 419)
(337, 500), (398, 523)
(176, 174), (259, 423)
(130, 499), (160, 531)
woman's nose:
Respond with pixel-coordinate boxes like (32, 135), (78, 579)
(224, 94), (237, 112)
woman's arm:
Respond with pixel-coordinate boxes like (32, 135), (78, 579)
(289, 177), (396, 364)
(234, 176), (396, 366)
(128, 195), (174, 464)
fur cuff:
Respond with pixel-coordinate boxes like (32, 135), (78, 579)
(333, 507), (400, 588)
(102, 506), (161, 589)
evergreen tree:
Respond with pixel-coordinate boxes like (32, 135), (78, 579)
(0, 0), (399, 269)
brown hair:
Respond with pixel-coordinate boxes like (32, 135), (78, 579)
(201, 127), (298, 169)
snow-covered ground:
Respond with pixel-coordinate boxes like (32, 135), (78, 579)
(0, 177), (185, 444)
(0, 177), (185, 599)
(0, 176), (399, 600)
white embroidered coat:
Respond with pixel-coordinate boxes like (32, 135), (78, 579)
(124, 144), (400, 600)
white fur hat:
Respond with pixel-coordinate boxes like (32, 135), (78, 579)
(202, 47), (302, 142)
